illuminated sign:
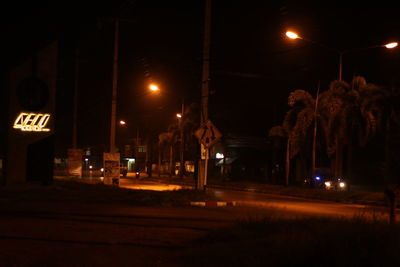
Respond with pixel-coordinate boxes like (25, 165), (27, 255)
(13, 112), (51, 132)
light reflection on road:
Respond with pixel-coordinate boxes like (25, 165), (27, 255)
(122, 184), (185, 191)
(210, 188), (390, 221)
(119, 178), (193, 191)
(118, 178), (393, 221)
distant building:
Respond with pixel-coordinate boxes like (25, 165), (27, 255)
(211, 134), (271, 182)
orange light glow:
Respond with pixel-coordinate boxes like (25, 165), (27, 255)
(13, 112), (51, 132)
(385, 42), (398, 49)
(149, 83), (160, 92)
(286, 31), (299, 39)
(120, 120), (126, 125)
(176, 113), (182, 118)
(123, 184), (185, 191)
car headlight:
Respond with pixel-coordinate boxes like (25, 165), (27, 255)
(325, 181), (331, 187)
(339, 182), (346, 188)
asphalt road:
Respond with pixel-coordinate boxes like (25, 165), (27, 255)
(0, 198), (277, 266)
(0, 178), (394, 266)
(210, 188), (390, 220)
(120, 177), (392, 221)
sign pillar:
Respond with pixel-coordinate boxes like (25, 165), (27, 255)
(67, 148), (83, 178)
(6, 41), (58, 184)
(103, 152), (120, 185)
(204, 146), (209, 191)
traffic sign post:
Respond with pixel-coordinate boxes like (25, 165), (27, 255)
(195, 120), (222, 149)
(195, 120), (222, 191)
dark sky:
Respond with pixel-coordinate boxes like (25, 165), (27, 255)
(3, 1), (400, 153)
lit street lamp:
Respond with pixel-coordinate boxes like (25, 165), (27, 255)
(176, 103), (185, 178)
(151, 83), (186, 178)
(149, 83), (160, 92)
(285, 30), (398, 81)
(111, 80), (158, 175)
(285, 31), (299, 40)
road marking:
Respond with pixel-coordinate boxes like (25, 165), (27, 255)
(189, 201), (236, 207)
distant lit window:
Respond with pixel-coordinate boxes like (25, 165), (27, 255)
(216, 153), (224, 159)
(138, 146), (147, 153)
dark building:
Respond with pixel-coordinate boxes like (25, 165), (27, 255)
(3, 41), (58, 184)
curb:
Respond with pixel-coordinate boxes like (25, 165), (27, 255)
(188, 201), (237, 207)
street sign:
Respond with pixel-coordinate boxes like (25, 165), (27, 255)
(103, 152), (120, 185)
(195, 120), (222, 148)
(67, 148), (83, 178)
(200, 144), (209, 160)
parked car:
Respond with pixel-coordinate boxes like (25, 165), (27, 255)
(303, 172), (349, 191)
(323, 177), (349, 191)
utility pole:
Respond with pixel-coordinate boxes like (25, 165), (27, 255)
(179, 101), (185, 178)
(198, 0), (212, 191)
(72, 48), (79, 148)
(110, 18), (119, 153)
(201, 0), (211, 124)
(285, 138), (290, 186)
(312, 83), (320, 176)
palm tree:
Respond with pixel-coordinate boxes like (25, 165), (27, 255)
(361, 85), (400, 184)
(318, 76), (385, 180)
(158, 119), (180, 177)
(158, 132), (172, 176)
(158, 103), (201, 178)
(318, 79), (350, 178)
(275, 76), (398, 186)
(282, 89), (315, 185)
(180, 103), (201, 178)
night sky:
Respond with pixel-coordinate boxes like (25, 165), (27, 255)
(2, 1), (400, 154)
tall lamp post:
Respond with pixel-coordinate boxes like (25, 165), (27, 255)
(151, 83), (185, 178)
(110, 18), (120, 153)
(108, 17), (136, 153)
(176, 100), (185, 178)
(285, 31), (398, 81)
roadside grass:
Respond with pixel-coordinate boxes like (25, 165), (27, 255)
(182, 215), (400, 266)
(0, 179), (219, 206)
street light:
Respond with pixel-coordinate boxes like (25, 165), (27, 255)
(286, 31), (299, 40)
(285, 30), (398, 81)
(385, 42), (398, 49)
(176, 103), (185, 178)
(149, 83), (160, 92)
(152, 84), (186, 178)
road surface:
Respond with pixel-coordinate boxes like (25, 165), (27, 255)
(120, 177), (391, 220)
(0, 177), (393, 266)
